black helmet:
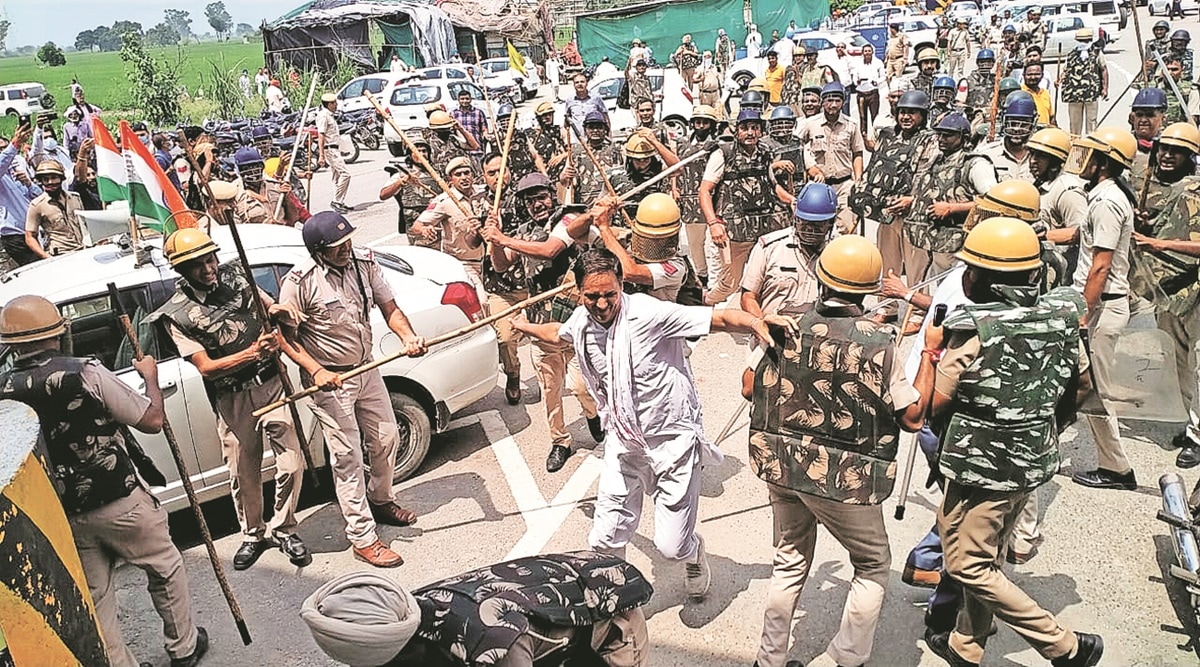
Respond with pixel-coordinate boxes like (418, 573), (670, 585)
(302, 211), (356, 253)
(741, 89), (765, 108)
(897, 89), (931, 111)
(497, 103), (515, 119)
(515, 172), (553, 196)
(1172, 29), (1191, 42)
(1154, 19), (1171, 31)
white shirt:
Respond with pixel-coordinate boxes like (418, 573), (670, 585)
(851, 57), (886, 93)
(559, 293), (718, 466)
(629, 46), (649, 65)
(830, 54), (853, 86)
(770, 38), (794, 67)
(595, 61), (620, 80)
(265, 85), (286, 113)
(389, 58), (408, 73)
(746, 31), (762, 55)
(904, 265), (970, 381)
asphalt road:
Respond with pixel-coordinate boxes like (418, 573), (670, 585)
(115, 11), (1200, 666)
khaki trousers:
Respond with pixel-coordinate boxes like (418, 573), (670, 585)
(308, 368), (398, 548)
(1067, 100), (1099, 136)
(900, 231), (932, 286)
(1158, 307), (1200, 442)
(684, 221), (709, 279)
(757, 486), (891, 667)
(939, 481), (1076, 663)
(704, 236), (755, 305)
(1010, 489), (1040, 553)
(530, 337), (597, 447)
(886, 57), (906, 82)
(215, 374), (304, 541)
(1083, 297), (1131, 473)
(71, 487), (199, 666)
(948, 51), (968, 79)
(832, 179), (857, 235)
(489, 289), (529, 378)
(876, 220), (905, 280)
(325, 145), (351, 205)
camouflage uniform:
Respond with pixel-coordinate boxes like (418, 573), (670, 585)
(505, 128), (541, 182)
(424, 129), (475, 172)
(852, 125), (939, 276)
(532, 124), (570, 184)
(904, 149), (995, 266)
(626, 70), (654, 106)
(388, 164), (437, 235)
(1171, 46), (1195, 80)
(964, 69), (997, 116)
(1160, 76), (1195, 124)
(1146, 37), (1172, 60)
(716, 34), (735, 73)
(571, 140), (623, 205)
(677, 134), (719, 279)
(714, 142), (788, 243)
(781, 65), (806, 111)
(608, 157), (670, 222)
(1061, 45), (1105, 106)
(750, 300), (914, 667)
(763, 134), (807, 199)
(799, 63), (835, 89)
(909, 71), (936, 97)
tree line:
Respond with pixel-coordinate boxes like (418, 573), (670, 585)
(73, 3), (254, 53)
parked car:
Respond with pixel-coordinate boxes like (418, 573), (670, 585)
(479, 57), (542, 100)
(586, 66), (694, 142)
(414, 65), (517, 101)
(382, 78), (497, 157)
(0, 82), (52, 117)
(1149, 0), (1199, 14)
(1039, 14), (1113, 60)
(723, 30), (873, 91)
(0, 225), (498, 512)
(335, 72), (420, 114)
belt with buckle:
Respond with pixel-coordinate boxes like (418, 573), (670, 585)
(826, 175), (852, 185)
(1100, 293), (1127, 301)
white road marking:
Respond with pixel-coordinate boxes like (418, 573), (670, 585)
(444, 410), (603, 560)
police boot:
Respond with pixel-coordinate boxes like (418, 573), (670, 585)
(547, 444), (571, 473)
(1050, 632), (1104, 667)
(233, 539), (276, 571)
(923, 628), (978, 667)
(170, 626), (209, 667)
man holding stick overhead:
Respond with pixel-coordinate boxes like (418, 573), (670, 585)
(278, 211), (427, 568)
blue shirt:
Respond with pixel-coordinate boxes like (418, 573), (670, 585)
(0, 145), (42, 237)
(156, 149), (181, 191)
(564, 93), (609, 138)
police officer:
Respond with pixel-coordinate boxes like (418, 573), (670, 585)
(1066, 128), (1139, 493)
(915, 216), (1104, 667)
(1156, 54), (1197, 125)
(854, 89), (938, 280)
(740, 182), (835, 320)
(231, 147), (305, 226)
(799, 84), (823, 119)
(979, 92), (1036, 183)
(781, 47), (806, 115)
(302, 551), (651, 667)
(379, 133), (437, 235)
(410, 156), (486, 297)
(482, 173), (604, 472)
(700, 109), (794, 305)
(1028, 127), (1088, 279)
(476, 152), (525, 407)
(886, 22), (911, 83)
(947, 16), (972, 79)
(1129, 87), (1169, 180)
(612, 131), (676, 221)
(493, 104), (539, 182)
(593, 192), (689, 302)
(25, 159), (83, 260)
(278, 211), (427, 567)
(530, 101), (570, 186)
(1170, 29), (1194, 80)
(560, 111), (622, 205)
(249, 124), (276, 159)
(676, 105), (721, 289)
(149, 228), (310, 570)
(964, 49), (997, 117)
(1061, 28), (1109, 136)
(799, 82), (864, 235)
(765, 106), (806, 200)
(316, 92), (351, 213)
(0, 295), (209, 667)
(1147, 20), (1172, 60)
(747, 234), (925, 667)
(909, 47), (941, 97)
(888, 112), (997, 281)
(424, 109), (481, 169)
(929, 75), (959, 126)
(1128, 124), (1200, 467)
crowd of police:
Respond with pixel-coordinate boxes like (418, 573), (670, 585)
(7, 12), (1200, 666)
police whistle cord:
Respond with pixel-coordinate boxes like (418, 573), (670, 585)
(274, 72), (321, 221)
(566, 121), (636, 226)
(218, 205), (321, 489)
(363, 91), (476, 220)
(106, 282), (253, 646)
(616, 149), (712, 203)
(492, 110), (519, 220)
(253, 283), (574, 417)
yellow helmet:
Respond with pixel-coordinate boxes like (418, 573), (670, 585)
(975, 180), (1040, 223)
(748, 77), (768, 93)
(1070, 126), (1136, 171)
(624, 134), (657, 159)
(264, 157), (282, 179)
(208, 180), (238, 202)
(0, 295), (66, 344)
(917, 47), (939, 62)
(815, 235), (883, 294)
(956, 216), (1042, 272)
(428, 110), (455, 130)
(164, 228), (219, 267)
(631, 193), (681, 262)
(1027, 127), (1072, 161)
(535, 101), (555, 116)
(692, 104), (719, 121)
(1159, 122), (1200, 154)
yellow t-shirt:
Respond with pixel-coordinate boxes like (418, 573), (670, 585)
(764, 65), (785, 104)
(1022, 85), (1054, 124)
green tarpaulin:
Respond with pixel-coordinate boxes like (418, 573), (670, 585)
(756, 0), (832, 37)
(378, 19), (423, 69)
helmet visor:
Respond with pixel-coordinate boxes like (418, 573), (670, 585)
(1064, 144), (1096, 175)
(1003, 116), (1034, 140)
(795, 216), (834, 246)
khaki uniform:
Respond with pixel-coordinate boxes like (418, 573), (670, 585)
(978, 140), (1034, 183)
(947, 28), (971, 79)
(25, 190), (84, 256)
(317, 106), (351, 205)
(799, 114), (865, 234)
(739, 228), (821, 315)
(885, 33), (910, 81)
(414, 186), (486, 300)
(280, 251), (399, 549)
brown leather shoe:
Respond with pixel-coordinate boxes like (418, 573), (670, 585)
(902, 563), (942, 588)
(370, 501), (418, 527)
(352, 540), (404, 568)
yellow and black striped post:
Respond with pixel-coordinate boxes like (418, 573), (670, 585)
(0, 400), (109, 666)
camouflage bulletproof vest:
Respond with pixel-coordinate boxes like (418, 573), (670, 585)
(939, 286), (1085, 492)
(749, 302), (902, 505)
(506, 129), (540, 181)
(533, 125), (569, 182)
(1131, 176), (1200, 315)
(716, 143), (787, 243)
(765, 136), (806, 197)
(1164, 78), (1194, 124)
(1174, 47), (1195, 79)
(1061, 46), (1104, 103)
(425, 129), (473, 170)
(0, 352), (139, 515)
(905, 150), (990, 254)
(911, 72), (935, 97)
(676, 44), (702, 70)
(677, 135), (719, 225)
(518, 208), (583, 324)
(799, 65), (832, 89)
(716, 36), (733, 68)
(573, 140), (622, 204)
(853, 127), (934, 222)
(479, 190), (526, 294)
(405, 552), (652, 666)
(396, 168), (437, 232)
(610, 159), (669, 221)
(781, 66), (804, 107)
(964, 71), (995, 112)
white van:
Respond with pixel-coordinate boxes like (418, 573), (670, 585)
(0, 82), (51, 117)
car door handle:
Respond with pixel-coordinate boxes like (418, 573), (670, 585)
(135, 380), (178, 397)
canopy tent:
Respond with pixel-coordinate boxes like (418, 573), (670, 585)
(575, 0), (830, 66)
(263, 0), (457, 72)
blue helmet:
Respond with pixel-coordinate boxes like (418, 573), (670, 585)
(303, 211), (356, 254)
(897, 89), (931, 111)
(583, 111), (608, 126)
(234, 146), (263, 167)
(934, 112), (972, 135)
(933, 75), (957, 90)
(1003, 91), (1037, 118)
(1003, 24), (1016, 33)
(741, 89), (766, 108)
(768, 106), (797, 121)
(1133, 87), (1168, 110)
(976, 48), (995, 61)
(821, 81), (846, 98)
(794, 182), (838, 222)
(736, 108), (764, 125)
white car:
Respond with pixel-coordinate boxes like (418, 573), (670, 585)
(0, 82), (52, 118)
(1039, 14), (1114, 60)
(891, 16), (940, 64)
(1149, 0), (1199, 14)
(586, 67), (694, 142)
(335, 72), (420, 114)
(382, 77), (497, 157)
(0, 225), (498, 512)
(415, 65), (518, 100)
(723, 30), (873, 91)
(480, 57), (542, 101)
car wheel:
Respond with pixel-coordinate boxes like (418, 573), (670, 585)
(733, 71), (753, 91)
(662, 116), (688, 142)
(389, 392), (431, 482)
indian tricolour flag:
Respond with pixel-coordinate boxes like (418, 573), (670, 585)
(92, 118), (196, 234)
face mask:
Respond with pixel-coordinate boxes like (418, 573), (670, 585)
(44, 138), (58, 151)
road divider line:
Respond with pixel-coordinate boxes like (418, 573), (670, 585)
(506, 455), (603, 560)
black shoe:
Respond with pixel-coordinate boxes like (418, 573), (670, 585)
(587, 415), (606, 443)
(1179, 445), (1200, 469)
(546, 444), (571, 473)
(278, 534), (312, 567)
(330, 201), (352, 213)
(1170, 432), (1189, 450)
(1071, 468), (1137, 490)
(232, 539), (275, 571)
(1051, 632), (1104, 667)
(924, 628), (978, 667)
(505, 375), (521, 405)
(171, 626), (209, 667)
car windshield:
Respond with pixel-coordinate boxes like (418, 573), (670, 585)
(391, 85), (441, 106)
(481, 61), (507, 74)
(23, 85), (44, 98)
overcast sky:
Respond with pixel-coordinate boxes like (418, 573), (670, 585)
(4, 0), (303, 48)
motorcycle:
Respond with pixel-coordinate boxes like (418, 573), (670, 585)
(342, 108), (382, 151)
(1158, 472), (1200, 628)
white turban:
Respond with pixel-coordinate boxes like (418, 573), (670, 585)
(300, 572), (421, 667)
